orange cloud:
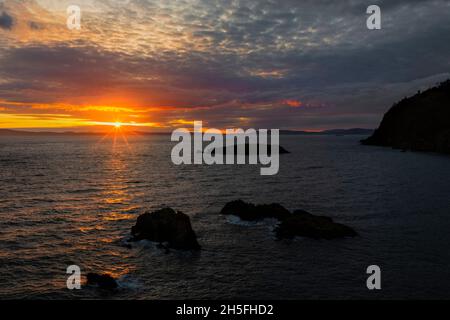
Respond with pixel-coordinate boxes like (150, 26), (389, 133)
(0, 113), (94, 128)
(283, 99), (303, 108)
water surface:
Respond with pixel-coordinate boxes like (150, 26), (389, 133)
(0, 134), (449, 299)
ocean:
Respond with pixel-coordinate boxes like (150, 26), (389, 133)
(1, 134), (449, 299)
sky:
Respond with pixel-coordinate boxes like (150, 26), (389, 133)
(0, 0), (449, 131)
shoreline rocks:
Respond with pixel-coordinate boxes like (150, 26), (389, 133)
(221, 200), (357, 240)
(130, 208), (201, 250)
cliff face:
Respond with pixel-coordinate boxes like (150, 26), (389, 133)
(362, 80), (450, 154)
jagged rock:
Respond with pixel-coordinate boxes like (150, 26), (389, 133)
(86, 273), (118, 290)
(275, 209), (358, 240)
(131, 208), (200, 250)
(220, 199), (291, 221)
(362, 80), (450, 154)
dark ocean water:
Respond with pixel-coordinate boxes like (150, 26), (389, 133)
(0, 134), (450, 299)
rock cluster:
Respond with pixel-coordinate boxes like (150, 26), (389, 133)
(221, 200), (357, 240)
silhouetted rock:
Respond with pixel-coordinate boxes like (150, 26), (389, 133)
(278, 145), (290, 154)
(221, 200), (357, 240)
(362, 80), (450, 154)
(86, 273), (118, 290)
(275, 210), (358, 240)
(210, 144), (290, 156)
(220, 200), (291, 221)
(131, 208), (200, 250)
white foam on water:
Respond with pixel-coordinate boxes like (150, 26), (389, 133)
(117, 275), (143, 291)
(226, 215), (279, 228)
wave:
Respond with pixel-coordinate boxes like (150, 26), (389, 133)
(225, 215), (279, 228)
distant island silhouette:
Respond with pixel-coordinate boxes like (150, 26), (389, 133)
(0, 128), (373, 136)
(362, 80), (450, 154)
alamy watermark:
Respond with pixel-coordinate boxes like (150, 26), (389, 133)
(66, 5), (382, 31)
(66, 265), (81, 290)
(67, 5), (81, 30)
(366, 265), (382, 290)
(171, 121), (280, 176)
(367, 5), (382, 30)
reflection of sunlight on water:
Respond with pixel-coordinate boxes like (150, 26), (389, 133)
(99, 237), (117, 244)
(0, 133), (164, 298)
(76, 134), (137, 284)
(120, 205), (141, 213)
(103, 266), (133, 280)
(103, 212), (135, 221)
(78, 226), (105, 233)
(103, 189), (129, 204)
(101, 139), (134, 214)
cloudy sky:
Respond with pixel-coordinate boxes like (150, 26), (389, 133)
(0, 0), (449, 131)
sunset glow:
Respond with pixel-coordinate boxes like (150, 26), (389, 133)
(1, 0), (449, 131)
(2, 0), (450, 303)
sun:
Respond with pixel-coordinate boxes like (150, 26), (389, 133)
(114, 122), (122, 128)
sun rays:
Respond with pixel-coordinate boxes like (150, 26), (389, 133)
(94, 122), (132, 151)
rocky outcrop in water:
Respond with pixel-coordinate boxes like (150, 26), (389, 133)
(220, 199), (291, 221)
(221, 200), (357, 240)
(274, 210), (358, 240)
(362, 80), (450, 154)
(210, 144), (290, 156)
(86, 273), (118, 290)
(131, 208), (201, 250)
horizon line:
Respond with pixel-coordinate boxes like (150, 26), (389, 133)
(0, 127), (375, 136)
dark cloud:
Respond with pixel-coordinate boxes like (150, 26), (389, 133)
(0, 12), (13, 30)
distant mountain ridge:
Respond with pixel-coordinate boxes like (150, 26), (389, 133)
(0, 129), (167, 136)
(280, 128), (373, 135)
(321, 128), (374, 135)
(362, 80), (450, 154)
